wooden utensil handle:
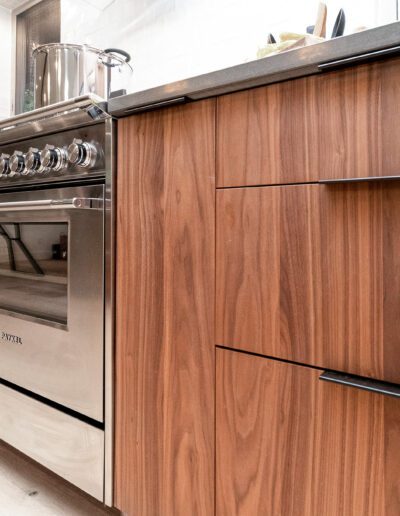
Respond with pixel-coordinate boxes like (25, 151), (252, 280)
(313, 2), (327, 38)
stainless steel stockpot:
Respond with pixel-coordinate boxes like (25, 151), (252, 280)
(32, 43), (132, 109)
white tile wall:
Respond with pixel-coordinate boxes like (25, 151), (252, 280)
(61, 0), (398, 95)
(0, 6), (12, 119)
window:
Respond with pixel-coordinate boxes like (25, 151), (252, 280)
(15, 0), (60, 114)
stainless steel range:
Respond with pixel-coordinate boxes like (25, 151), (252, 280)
(0, 95), (114, 504)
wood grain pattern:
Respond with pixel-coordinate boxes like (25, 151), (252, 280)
(115, 100), (216, 516)
(216, 182), (400, 383)
(217, 57), (400, 187)
(216, 348), (400, 516)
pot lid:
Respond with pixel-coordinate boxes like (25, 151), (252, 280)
(32, 43), (132, 68)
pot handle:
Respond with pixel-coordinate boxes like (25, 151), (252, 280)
(103, 48), (131, 64)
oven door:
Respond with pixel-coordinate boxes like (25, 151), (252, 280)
(0, 184), (104, 422)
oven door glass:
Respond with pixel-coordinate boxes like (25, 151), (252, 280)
(0, 222), (68, 325)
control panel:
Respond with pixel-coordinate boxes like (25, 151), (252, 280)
(0, 125), (106, 187)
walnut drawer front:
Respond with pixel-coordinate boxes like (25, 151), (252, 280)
(216, 348), (400, 516)
(217, 57), (400, 187)
(216, 182), (400, 383)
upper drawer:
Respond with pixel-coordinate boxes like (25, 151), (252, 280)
(217, 57), (400, 187)
(216, 181), (400, 384)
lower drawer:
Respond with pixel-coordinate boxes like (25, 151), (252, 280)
(216, 349), (400, 515)
(0, 383), (104, 501)
(216, 182), (400, 383)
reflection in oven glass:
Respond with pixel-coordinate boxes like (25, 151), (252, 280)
(0, 223), (68, 325)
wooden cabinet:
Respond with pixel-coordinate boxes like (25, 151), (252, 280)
(114, 56), (400, 515)
(115, 100), (216, 515)
(216, 348), (400, 516)
(216, 181), (400, 383)
(217, 57), (400, 187)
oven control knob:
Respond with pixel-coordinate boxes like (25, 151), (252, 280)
(67, 139), (97, 168)
(25, 147), (42, 174)
(41, 145), (67, 172)
(0, 153), (10, 176)
(9, 151), (25, 177)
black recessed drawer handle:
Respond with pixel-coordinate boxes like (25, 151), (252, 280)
(125, 96), (188, 114)
(319, 175), (400, 184)
(319, 371), (400, 398)
(318, 45), (400, 71)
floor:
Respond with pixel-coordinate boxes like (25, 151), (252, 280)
(0, 441), (118, 516)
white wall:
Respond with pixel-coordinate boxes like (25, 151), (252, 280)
(0, 6), (12, 119)
(61, 0), (398, 95)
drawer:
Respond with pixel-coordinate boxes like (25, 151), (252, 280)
(217, 57), (400, 187)
(216, 181), (400, 383)
(216, 348), (400, 515)
(0, 383), (104, 500)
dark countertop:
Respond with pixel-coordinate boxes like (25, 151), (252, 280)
(108, 22), (400, 117)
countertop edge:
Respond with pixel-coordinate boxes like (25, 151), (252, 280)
(109, 21), (400, 117)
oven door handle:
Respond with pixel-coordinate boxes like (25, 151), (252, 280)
(0, 198), (103, 212)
